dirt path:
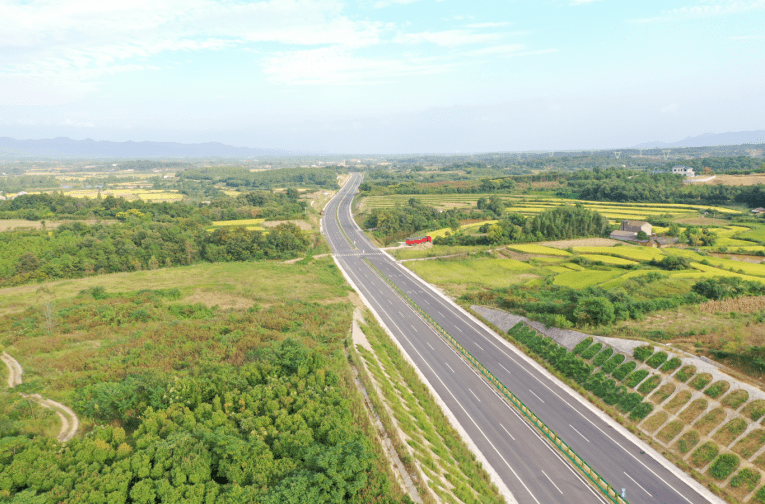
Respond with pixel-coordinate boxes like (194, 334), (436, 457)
(1, 351), (79, 442)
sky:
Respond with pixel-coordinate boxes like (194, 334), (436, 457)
(1, 0), (764, 153)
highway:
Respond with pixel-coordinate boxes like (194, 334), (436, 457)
(323, 173), (716, 504)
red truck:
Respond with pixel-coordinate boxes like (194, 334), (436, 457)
(405, 236), (432, 246)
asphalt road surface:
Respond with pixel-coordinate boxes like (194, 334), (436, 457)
(323, 173), (714, 504)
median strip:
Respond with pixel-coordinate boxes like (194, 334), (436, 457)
(362, 256), (631, 504)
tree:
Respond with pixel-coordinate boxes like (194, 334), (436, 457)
(574, 296), (615, 326)
(636, 230), (649, 240)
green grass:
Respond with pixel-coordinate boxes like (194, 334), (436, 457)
(657, 420), (684, 444)
(392, 244), (492, 261)
(742, 400), (765, 421)
(641, 411), (669, 433)
(721, 389), (749, 410)
(578, 254), (637, 265)
(675, 430), (701, 454)
(407, 257), (534, 290)
(732, 429), (765, 459)
(690, 373), (713, 390)
(650, 382), (676, 404)
(572, 246), (664, 262)
(553, 269), (624, 288)
(690, 442), (720, 468)
(679, 399), (708, 424)
(704, 381), (730, 399)
(694, 408), (727, 436)
(713, 418), (748, 446)
(675, 365), (696, 382)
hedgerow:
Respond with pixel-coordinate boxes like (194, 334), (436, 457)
(581, 342), (603, 360)
(625, 369), (650, 388)
(660, 357), (682, 373)
(612, 361), (637, 381)
(601, 354), (625, 374)
(573, 337), (594, 354)
(633, 345), (654, 362)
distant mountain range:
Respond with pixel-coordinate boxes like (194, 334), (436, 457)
(633, 130), (765, 149)
(0, 137), (313, 158)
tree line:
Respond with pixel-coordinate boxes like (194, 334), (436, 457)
(178, 166), (341, 190)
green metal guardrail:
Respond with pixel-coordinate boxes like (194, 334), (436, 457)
(362, 257), (630, 504)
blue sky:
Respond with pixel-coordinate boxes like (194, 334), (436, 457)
(1, 0), (763, 153)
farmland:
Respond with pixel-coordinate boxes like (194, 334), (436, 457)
(358, 193), (741, 221)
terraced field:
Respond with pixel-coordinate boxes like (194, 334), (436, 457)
(360, 194), (741, 220)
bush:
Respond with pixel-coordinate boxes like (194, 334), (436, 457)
(581, 342), (603, 360)
(573, 337), (594, 354)
(637, 375), (662, 395)
(592, 348), (613, 367)
(604, 384), (627, 406)
(709, 454), (739, 480)
(633, 345), (654, 362)
(675, 430), (701, 454)
(618, 393), (643, 413)
(704, 381), (730, 399)
(690, 373), (713, 390)
(574, 296), (615, 326)
(660, 357), (682, 373)
(612, 361), (637, 381)
(629, 402), (654, 421)
(646, 351), (668, 369)
(601, 354), (625, 374)
(690, 442), (719, 468)
(730, 468), (761, 493)
(675, 365), (696, 382)
(625, 369), (650, 388)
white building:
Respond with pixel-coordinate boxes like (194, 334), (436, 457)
(672, 165), (695, 177)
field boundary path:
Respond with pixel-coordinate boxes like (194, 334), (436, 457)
(1, 351), (79, 442)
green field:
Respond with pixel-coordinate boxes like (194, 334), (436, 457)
(553, 269), (624, 288)
(508, 244), (572, 256)
(407, 257), (534, 289)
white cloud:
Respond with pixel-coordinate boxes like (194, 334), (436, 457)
(661, 103), (679, 115)
(730, 34), (765, 39)
(466, 22), (511, 28)
(393, 29), (503, 47)
(569, 0), (604, 5)
(631, 0), (765, 23)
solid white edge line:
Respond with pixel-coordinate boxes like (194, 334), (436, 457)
(388, 259), (723, 504)
(328, 258), (518, 503)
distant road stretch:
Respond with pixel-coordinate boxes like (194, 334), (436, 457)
(323, 173), (715, 504)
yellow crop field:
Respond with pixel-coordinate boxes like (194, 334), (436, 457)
(703, 257), (765, 277)
(579, 254), (636, 265)
(553, 269), (623, 288)
(508, 244), (571, 256)
(573, 246), (664, 261)
(211, 218), (266, 228)
(671, 263), (765, 284)
(428, 220), (497, 239)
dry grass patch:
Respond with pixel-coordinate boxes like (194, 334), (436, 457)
(722, 389), (750, 410)
(727, 468), (761, 502)
(700, 296), (765, 314)
(641, 412), (669, 434)
(674, 430), (701, 455)
(657, 420), (685, 444)
(691, 442), (720, 468)
(679, 399), (709, 424)
(742, 399), (765, 421)
(650, 382), (676, 404)
(695, 408), (728, 436)
(665, 390), (693, 413)
(732, 429), (765, 459)
(713, 418), (748, 446)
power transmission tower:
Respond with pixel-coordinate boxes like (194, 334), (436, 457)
(639, 149), (643, 157)
(662, 149), (671, 160)
(614, 151), (622, 159)
(549, 152), (554, 158)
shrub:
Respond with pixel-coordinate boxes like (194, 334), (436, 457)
(690, 373), (713, 390)
(630, 402), (654, 421)
(675, 365), (696, 382)
(618, 393), (643, 413)
(756, 486), (765, 504)
(604, 384), (627, 406)
(601, 354), (625, 374)
(592, 348), (613, 367)
(646, 351), (669, 369)
(709, 454), (739, 480)
(638, 375), (662, 395)
(581, 342), (603, 360)
(729, 468), (760, 493)
(690, 442), (719, 468)
(573, 337), (594, 355)
(742, 400), (765, 421)
(704, 381), (730, 399)
(660, 357), (682, 373)
(721, 390), (749, 410)
(625, 370), (650, 388)
(612, 361), (637, 381)
(633, 345), (654, 362)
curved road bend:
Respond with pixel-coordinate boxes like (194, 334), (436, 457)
(324, 173), (716, 504)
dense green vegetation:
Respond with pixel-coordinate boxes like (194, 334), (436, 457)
(178, 166), (340, 190)
(0, 258), (411, 503)
(0, 220), (311, 286)
(463, 277), (704, 330)
(435, 205), (609, 247)
(507, 323), (653, 421)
